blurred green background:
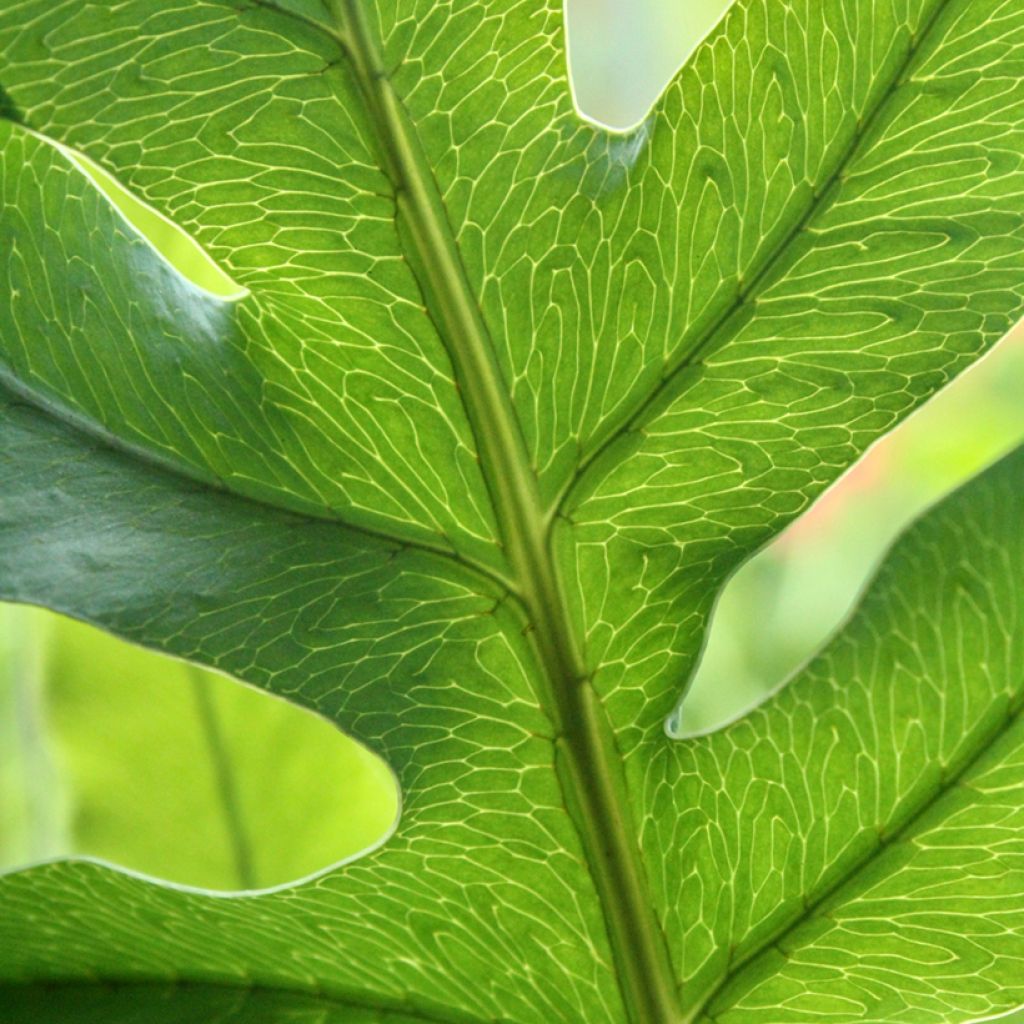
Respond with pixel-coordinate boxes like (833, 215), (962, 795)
(0, 603), (396, 890)
(2, 0), (1023, 924)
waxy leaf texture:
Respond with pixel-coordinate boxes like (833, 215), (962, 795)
(3, 1), (1024, 1021)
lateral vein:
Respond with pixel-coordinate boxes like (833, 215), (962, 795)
(559, 0), (959, 517)
(696, 692), (1024, 1022)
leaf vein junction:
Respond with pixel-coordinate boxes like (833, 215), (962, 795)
(559, 0), (960, 516)
(321, 2), (682, 1022)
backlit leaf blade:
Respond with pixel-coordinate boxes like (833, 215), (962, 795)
(0, 390), (622, 1022)
(0, 6), (500, 558)
(570, 0), (1024, 745)
(2, 1), (1024, 1022)
(4, 982), (439, 1023)
(683, 445), (1024, 1022)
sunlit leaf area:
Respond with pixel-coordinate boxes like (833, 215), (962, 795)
(9, 0), (1024, 1019)
(3, 7), (1024, 1021)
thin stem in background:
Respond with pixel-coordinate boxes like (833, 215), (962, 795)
(189, 667), (256, 891)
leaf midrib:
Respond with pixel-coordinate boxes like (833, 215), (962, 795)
(321, 3), (683, 1023)
(188, 666), (256, 892)
(1, 1), (973, 1021)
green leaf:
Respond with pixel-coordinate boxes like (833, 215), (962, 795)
(0, 605), (67, 869)
(3, 982), (438, 1023)
(0, 388), (619, 1022)
(669, 445), (1024, 1021)
(2, 1), (1024, 1022)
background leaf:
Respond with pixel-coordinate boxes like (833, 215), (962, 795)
(0, 605), (397, 891)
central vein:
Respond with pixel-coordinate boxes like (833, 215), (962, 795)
(326, 3), (681, 1021)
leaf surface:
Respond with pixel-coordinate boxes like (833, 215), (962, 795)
(674, 445), (1024, 1021)
(3, 1), (1024, 1022)
(0, 391), (622, 1022)
(4, 983), (435, 1023)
